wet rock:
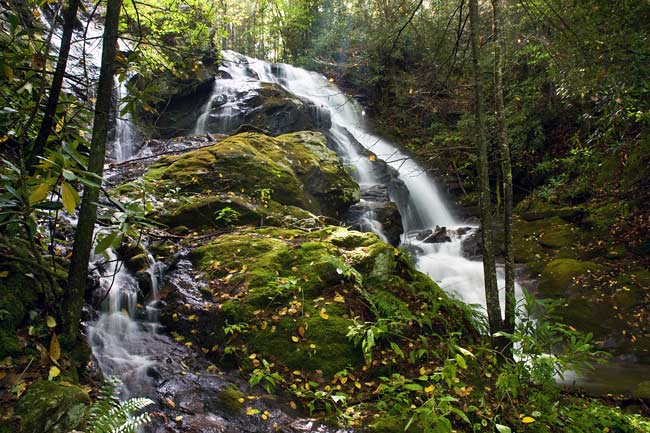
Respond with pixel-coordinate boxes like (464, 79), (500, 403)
(422, 226), (451, 243)
(520, 206), (587, 222)
(346, 185), (403, 246)
(16, 380), (89, 433)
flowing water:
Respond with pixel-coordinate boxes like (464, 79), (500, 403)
(197, 51), (513, 314)
(112, 76), (139, 162)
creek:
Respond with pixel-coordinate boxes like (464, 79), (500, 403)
(87, 51), (644, 431)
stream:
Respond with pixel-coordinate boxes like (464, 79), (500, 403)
(90, 51), (645, 431)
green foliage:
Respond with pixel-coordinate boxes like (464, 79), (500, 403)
(249, 358), (286, 393)
(495, 291), (603, 399)
(85, 378), (154, 433)
(214, 206), (241, 227)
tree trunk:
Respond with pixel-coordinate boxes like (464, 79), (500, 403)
(29, 0), (81, 170)
(492, 0), (516, 344)
(469, 0), (502, 340)
(64, 0), (122, 344)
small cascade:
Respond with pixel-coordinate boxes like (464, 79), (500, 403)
(87, 249), (164, 396)
(112, 77), (140, 162)
(198, 52), (514, 313)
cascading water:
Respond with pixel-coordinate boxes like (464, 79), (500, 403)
(87, 249), (164, 397)
(197, 51), (516, 313)
(112, 76), (139, 162)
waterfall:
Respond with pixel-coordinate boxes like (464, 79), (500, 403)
(112, 77), (139, 162)
(87, 249), (164, 396)
(198, 51), (518, 314)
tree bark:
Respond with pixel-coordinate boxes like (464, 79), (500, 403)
(492, 0), (516, 346)
(29, 0), (81, 170)
(64, 0), (122, 344)
(469, 0), (502, 339)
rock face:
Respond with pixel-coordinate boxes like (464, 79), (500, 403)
(147, 81), (330, 139)
(119, 131), (360, 229)
(346, 185), (403, 246)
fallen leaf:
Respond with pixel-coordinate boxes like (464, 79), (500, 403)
(48, 365), (60, 380)
(49, 332), (60, 363)
(522, 416), (535, 424)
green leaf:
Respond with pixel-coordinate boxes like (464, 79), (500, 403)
(62, 169), (76, 181)
(29, 183), (50, 204)
(61, 182), (79, 214)
(95, 231), (118, 254)
(496, 424), (512, 433)
(456, 354), (467, 369)
(403, 383), (423, 391)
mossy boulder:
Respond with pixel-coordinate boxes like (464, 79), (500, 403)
(16, 380), (89, 433)
(0, 260), (42, 358)
(215, 384), (245, 413)
(538, 259), (605, 296)
(128, 131), (359, 228)
(161, 226), (465, 378)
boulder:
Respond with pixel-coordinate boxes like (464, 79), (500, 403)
(159, 226), (469, 378)
(118, 131), (360, 228)
(422, 225), (452, 243)
(16, 380), (89, 433)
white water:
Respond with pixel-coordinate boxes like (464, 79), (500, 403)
(112, 77), (139, 162)
(198, 51), (515, 314)
(87, 249), (164, 395)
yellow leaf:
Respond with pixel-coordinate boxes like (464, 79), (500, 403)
(424, 384), (435, 394)
(289, 401), (297, 410)
(291, 335), (299, 343)
(48, 365), (60, 380)
(333, 292), (345, 303)
(0, 134), (9, 143)
(246, 407), (260, 416)
(319, 308), (329, 320)
(354, 382), (361, 389)
(369, 154), (376, 162)
(29, 183), (50, 204)
(165, 398), (176, 408)
(61, 182), (79, 214)
(292, 370), (302, 376)
(522, 416), (535, 424)
(174, 415), (183, 421)
(46, 316), (56, 328)
(238, 397), (245, 404)
(0, 271), (8, 278)
(298, 326), (305, 337)
(188, 314), (197, 321)
(49, 332), (60, 362)
(249, 353), (257, 359)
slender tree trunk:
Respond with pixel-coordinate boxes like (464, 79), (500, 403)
(64, 0), (122, 344)
(469, 0), (502, 340)
(29, 0), (81, 170)
(492, 0), (515, 341)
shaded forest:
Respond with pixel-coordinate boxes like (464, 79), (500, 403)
(1, 1), (649, 432)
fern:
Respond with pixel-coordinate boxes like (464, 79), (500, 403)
(86, 377), (154, 433)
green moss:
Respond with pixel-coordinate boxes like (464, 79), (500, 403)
(539, 223), (576, 248)
(538, 259), (604, 296)
(0, 328), (21, 358)
(248, 315), (362, 377)
(216, 385), (245, 413)
(131, 131), (358, 226)
(16, 380), (89, 433)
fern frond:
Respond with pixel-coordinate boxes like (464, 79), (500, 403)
(86, 377), (154, 433)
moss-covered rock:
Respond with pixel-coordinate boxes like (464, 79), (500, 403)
(538, 259), (604, 296)
(16, 380), (89, 433)
(161, 226), (466, 379)
(215, 384), (245, 413)
(126, 131), (359, 228)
